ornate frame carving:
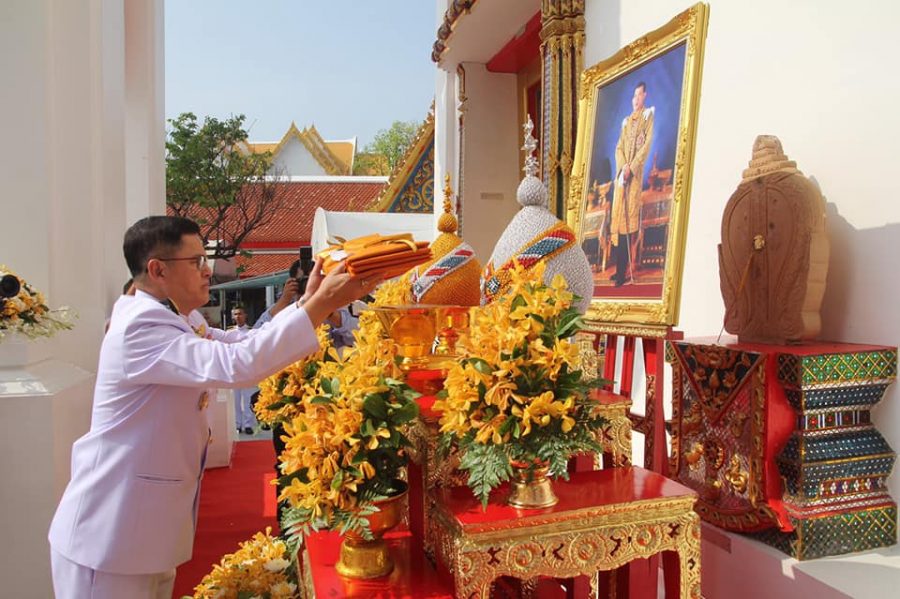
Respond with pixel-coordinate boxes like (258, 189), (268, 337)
(567, 3), (709, 333)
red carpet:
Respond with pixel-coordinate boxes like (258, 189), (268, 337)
(172, 441), (279, 598)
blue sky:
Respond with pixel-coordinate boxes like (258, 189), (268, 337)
(165, 1), (436, 148)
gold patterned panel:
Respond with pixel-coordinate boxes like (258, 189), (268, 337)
(541, 0), (585, 218)
(367, 109), (436, 213)
(669, 342), (785, 532)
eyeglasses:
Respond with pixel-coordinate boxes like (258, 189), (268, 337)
(155, 255), (210, 271)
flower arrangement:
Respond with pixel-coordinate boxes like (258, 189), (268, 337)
(433, 261), (608, 506)
(0, 266), (74, 341)
(189, 527), (297, 599)
(277, 284), (420, 540)
(254, 324), (335, 426)
(370, 275), (412, 306)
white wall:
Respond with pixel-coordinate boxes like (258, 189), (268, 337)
(272, 137), (328, 176)
(458, 63), (522, 260)
(585, 0), (900, 498)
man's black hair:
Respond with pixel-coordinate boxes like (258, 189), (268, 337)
(288, 260), (302, 279)
(231, 304), (246, 312)
(123, 216), (201, 277)
(635, 81), (647, 93)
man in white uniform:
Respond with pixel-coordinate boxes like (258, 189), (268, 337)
(48, 216), (379, 598)
(229, 305), (258, 434)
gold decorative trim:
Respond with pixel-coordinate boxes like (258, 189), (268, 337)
(366, 108), (436, 213)
(541, 0), (585, 217)
(457, 66), (466, 233)
(580, 320), (672, 338)
(270, 122), (349, 176)
(301, 546), (316, 597)
(748, 363), (766, 507)
(598, 402), (634, 467)
(568, 3), (709, 330)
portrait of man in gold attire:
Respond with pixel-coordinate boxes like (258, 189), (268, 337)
(610, 81), (654, 287)
(576, 41), (689, 300)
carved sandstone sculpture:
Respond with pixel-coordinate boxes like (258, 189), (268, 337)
(718, 136), (829, 343)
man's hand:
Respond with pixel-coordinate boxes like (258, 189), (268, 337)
(277, 279), (300, 306)
(268, 278), (300, 318)
(299, 256), (326, 302)
(301, 262), (382, 328)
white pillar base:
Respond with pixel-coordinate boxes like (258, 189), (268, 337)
(0, 345), (93, 597)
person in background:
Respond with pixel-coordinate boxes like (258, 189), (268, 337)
(253, 261), (302, 330)
(326, 304), (359, 354)
(229, 305), (257, 435)
(48, 216), (381, 599)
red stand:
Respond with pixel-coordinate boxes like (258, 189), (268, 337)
(597, 329), (683, 599)
(301, 529), (453, 598)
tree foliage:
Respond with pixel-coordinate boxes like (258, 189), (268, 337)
(353, 120), (419, 176)
(165, 112), (287, 259)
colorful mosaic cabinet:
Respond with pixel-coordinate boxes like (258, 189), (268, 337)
(756, 344), (898, 559)
(669, 340), (898, 560)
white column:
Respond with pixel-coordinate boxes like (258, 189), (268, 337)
(125, 0), (166, 225)
(434, 66), (458, 233)
(0, 0), (165, 594)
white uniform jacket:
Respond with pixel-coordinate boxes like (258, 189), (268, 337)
(48, 290), (318, 574)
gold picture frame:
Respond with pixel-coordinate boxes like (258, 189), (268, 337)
(568, 3), (709, 336)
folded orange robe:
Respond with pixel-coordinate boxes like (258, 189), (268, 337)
(317, 233), (432, 279)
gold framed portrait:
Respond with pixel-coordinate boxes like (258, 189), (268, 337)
(568, 3), (709, 336)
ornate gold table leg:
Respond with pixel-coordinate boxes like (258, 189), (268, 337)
(680, 512), (702, 599)
(453, 541), (494, 599)
(608, 413), (633, 466)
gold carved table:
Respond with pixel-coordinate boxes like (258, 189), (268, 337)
(429, 467), (701, 599)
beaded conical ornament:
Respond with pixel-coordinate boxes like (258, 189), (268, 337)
(482, 116), (592, 313)
(409, 174), (482, 306)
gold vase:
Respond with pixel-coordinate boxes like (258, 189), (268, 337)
(335, 482), (408, 579)
(508, 461), (559, 509)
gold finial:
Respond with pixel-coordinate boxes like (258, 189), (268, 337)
(438, 173), (458, 233)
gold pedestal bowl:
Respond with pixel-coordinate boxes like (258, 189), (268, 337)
(371, 305), (472, 372)
(335, 481), (409, 580)
(508, 461), (559, 509)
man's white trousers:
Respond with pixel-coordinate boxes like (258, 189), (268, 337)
(51, 549), (176, 599)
